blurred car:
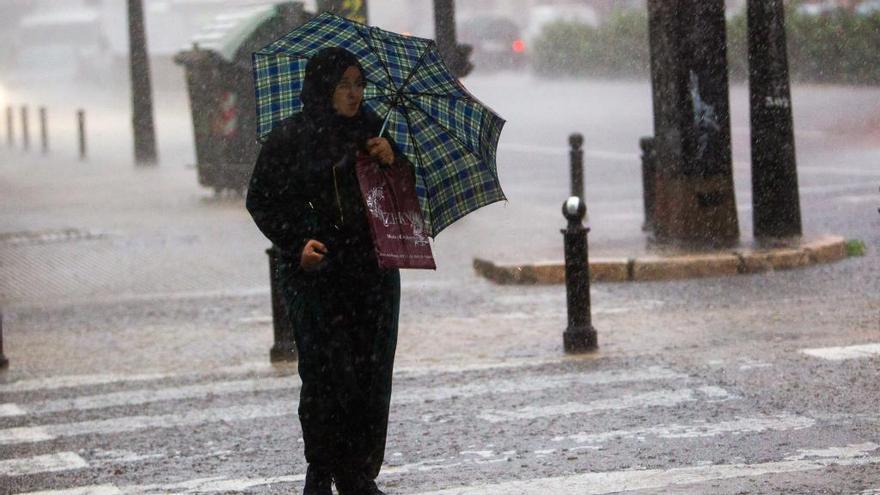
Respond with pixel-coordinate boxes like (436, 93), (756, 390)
(458, 15), (527, 72)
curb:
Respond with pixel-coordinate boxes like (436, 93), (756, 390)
(473, 235), (850, 285)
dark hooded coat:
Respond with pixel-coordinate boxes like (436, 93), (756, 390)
(245, 47), (401, 480)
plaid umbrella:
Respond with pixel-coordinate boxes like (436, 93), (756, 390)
(252, 12), (506, 237)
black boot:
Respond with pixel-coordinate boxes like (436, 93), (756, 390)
(303, 464), (332, 495)
(334, 470), (386, 495)
(360, 477), (386, 495)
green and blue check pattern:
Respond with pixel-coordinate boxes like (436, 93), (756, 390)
(253, 12), (506, 237)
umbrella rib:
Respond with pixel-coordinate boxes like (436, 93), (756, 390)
(352, 24), (397, 92)
(399, 104), (434, 236)
(397, 45), (433, 96)
(401, 94), (484, 161)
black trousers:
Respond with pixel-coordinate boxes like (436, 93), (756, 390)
(283, 262), (400, 479)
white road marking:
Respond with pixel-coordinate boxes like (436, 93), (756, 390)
(0, 403), (26, 417)
(410, 442), (880, 495)
(2, 375), (299, 417)
(0, 367), (684, 446)
(14, 486), (121, 495)
(551, 413), (814, 445)
(0, 403), (291, 446)
(0, 425), (54, 444)
(21, 442), (876, 495)
(0, 355), (571, 396)
(798, 166), (880, 178)
(1, 361), (681, 418)
(801, 343), (880, 361)
(0, 452), (88, 476)
(394, 366), (686, 405)
(478, 386), (734, 423)
(0, 362), (273, 394)
(839, 194), (880, 204)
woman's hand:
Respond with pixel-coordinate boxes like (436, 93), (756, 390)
(300, 239), (328, 271)
(366, 137), (395, 165)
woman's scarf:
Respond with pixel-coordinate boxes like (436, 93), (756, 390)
(300, 47), (379, 161)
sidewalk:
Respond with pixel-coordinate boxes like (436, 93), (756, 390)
(473, 234), (852, 284)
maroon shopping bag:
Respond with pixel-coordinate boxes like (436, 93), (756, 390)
(355, 154), (436, 270)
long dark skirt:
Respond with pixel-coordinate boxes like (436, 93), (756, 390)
(281, 259), (400, 479)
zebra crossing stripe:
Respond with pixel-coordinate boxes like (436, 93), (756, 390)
(0, 452), (88, 476)
(551, 413), (815, 445)
(0, 403), (291, 446)
(13, 443), (878, 495)
(410, 443), (880, 495)
(14, 485), (120, 495)
(0, 355), (570, 396)
(0, 366), (683, 420)
(1, 376), (298, 417)
(0, 361), (274, 394)
(0, 367), (686, 445)
(479, 386), (734, 423)
(801, 343), (880, 361)
(1, 411), (825, 481)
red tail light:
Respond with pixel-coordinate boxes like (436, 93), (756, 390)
(512, 39), (525, 53)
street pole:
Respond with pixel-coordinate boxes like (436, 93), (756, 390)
(39, 106), (48, 154)
(20, 105), (29, 151)
(747, 0), (802, 241)
(561, 133), (597, 354)
(645, 0), (739, 249)
(569, 134), (584, 200)
(434, 0), (472, 77)
(128, 0), (158, 165)
(78, 110), (87, 161)
(5, 106), (12, 148)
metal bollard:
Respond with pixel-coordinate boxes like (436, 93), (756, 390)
(561, 133), (598, 354)
(5, 107), (13, 148)
(20, 106), (29, 151)
(39, 107), (49, 154)
(569, 133), (585, 200)
(0, 310), (8, 370)
(77, 110), (87, 160)
(266, 246), (297, 362)
(639, 136), (656, 232)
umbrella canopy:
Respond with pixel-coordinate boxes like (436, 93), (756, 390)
(252, 12), (506, 237)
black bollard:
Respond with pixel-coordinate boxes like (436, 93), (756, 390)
(39, 107), (49, 154)
(5, 107), (13, 148)
(20, 106), (29, 151)
(266, 246), (297, 362)
(77, 110), (87, 160)
(569, 133), (584, 200)
(640, 136), (657, 232)
(0, 310), (8, 370)
(561, 133), (597, 353)
(561, 195), (598, 353)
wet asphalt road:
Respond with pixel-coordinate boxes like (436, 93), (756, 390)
(0, 73), (878, 493)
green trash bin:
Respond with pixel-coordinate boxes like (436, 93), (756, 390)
(175, 2), (313, 195)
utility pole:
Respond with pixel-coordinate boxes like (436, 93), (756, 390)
(645, 0), (739, 248)
(433, 0), (472, 78)
(317, 0), (368, 23)
(128, 0), (158, 165)
(748, 0), (802, 241)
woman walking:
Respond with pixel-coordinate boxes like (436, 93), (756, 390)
(246, 47), (402, 495)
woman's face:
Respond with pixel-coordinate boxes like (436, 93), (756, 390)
(332, 66), (365, 118)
